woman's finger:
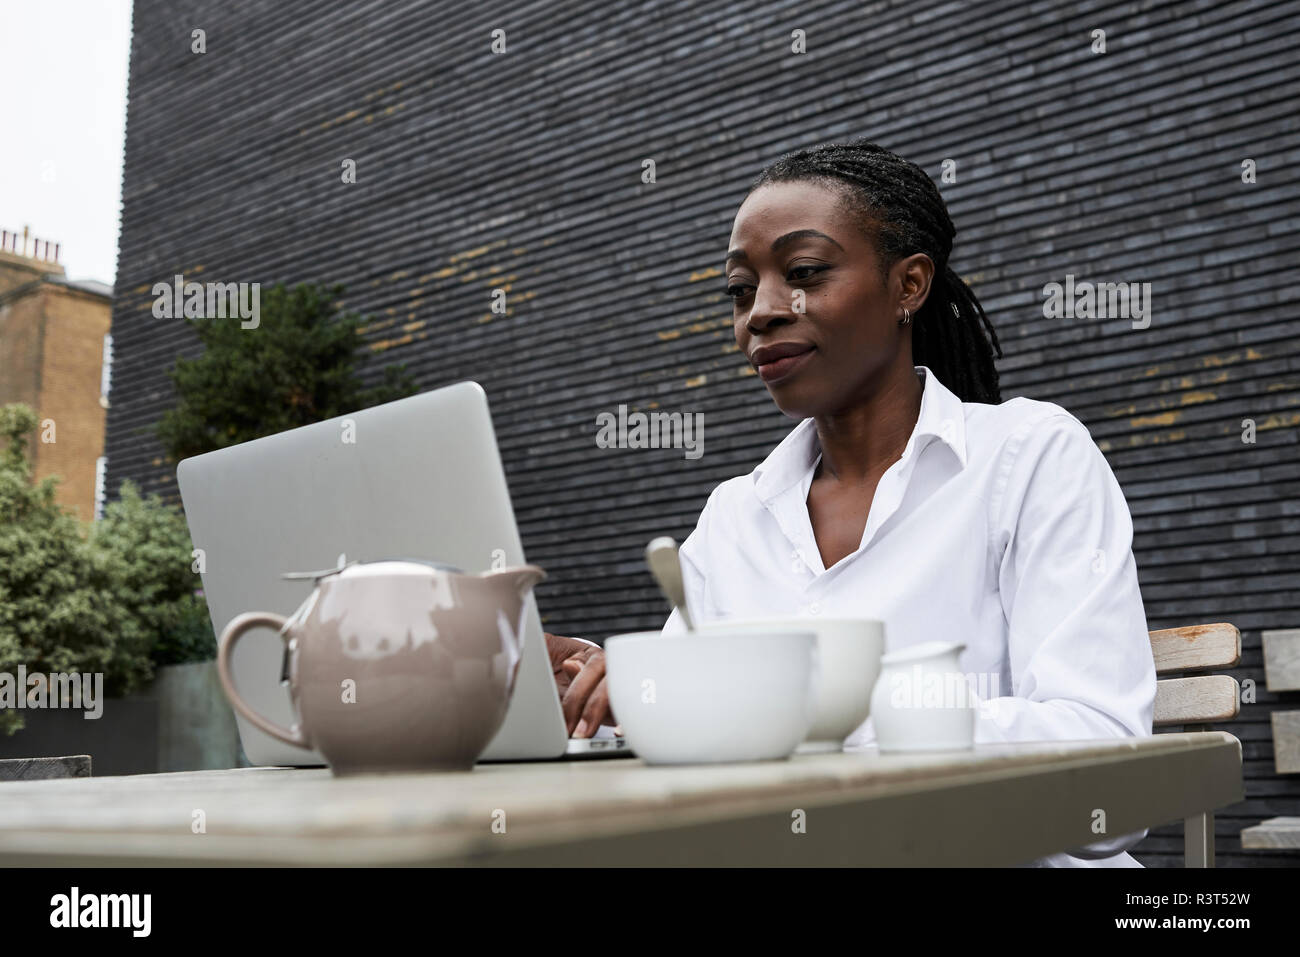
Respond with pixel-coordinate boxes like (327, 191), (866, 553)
(576, 680), (613, 738)
(553, 658), (580, 697)
(561, 653), (606, 735)
(544, 632), (588, 670)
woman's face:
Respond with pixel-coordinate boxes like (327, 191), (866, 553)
(725, 180), (931, 419)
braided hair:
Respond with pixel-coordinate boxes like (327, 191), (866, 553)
(748, 139), (1004, 404)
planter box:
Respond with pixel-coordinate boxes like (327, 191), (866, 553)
(0, 660), (248, 775)
(144, 660), (245, 772)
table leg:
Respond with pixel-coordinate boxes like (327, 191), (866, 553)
(1184, 811), (1215, 867)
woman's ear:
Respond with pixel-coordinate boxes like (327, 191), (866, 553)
(897, 252), (936, 313)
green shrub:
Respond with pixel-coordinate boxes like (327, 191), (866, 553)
(0, 405), (149, 734)
(89, 480), (214, 669)
(0, 406), (209, 735)
(155, 281), (416, 463)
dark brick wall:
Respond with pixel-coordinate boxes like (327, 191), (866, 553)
(105, 0), (1300, 865)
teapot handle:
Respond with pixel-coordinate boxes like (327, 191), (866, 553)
(216, 612), (310, 749)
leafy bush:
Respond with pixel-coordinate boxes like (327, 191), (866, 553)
(155, 281), (416, 462)
(0, 406), (209, 735)
(0, 406), (147, 734)
(89, 481), (214, 669)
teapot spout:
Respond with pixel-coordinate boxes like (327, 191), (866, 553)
(482, 564), (547, 598)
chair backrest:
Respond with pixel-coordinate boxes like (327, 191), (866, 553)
(1150, 623), (1242, 727)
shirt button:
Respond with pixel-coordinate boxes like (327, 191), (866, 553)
(808, 602), (821, 615)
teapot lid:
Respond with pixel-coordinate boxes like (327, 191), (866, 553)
(337, 559), (464, 578)
(282, 557), (464, 582)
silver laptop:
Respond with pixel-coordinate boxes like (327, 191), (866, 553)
(176, 381), (633, 765)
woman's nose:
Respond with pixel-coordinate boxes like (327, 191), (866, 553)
(746, 303), (797, 336)
(747, 277), (804, 332)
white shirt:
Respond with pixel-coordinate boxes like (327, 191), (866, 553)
(658, 365), (1157, 866)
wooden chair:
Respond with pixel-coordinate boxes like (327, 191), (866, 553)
(1150, 622), (1242, 867)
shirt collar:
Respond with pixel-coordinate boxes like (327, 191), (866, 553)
(751, 364), (968, 503)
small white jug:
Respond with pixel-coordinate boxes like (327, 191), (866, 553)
(869, 640), (975, 752)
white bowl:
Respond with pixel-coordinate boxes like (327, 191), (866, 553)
(604, 629), (818, 764)
(697, 618), (884, 747)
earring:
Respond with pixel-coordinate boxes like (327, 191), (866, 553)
(899, 308), (912, 326)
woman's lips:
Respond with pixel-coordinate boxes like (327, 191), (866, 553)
(757, 347), (815, 382)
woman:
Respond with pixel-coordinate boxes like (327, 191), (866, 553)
(546, 140), (1157, 866)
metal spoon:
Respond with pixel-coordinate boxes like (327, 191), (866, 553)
(645, 536), (694, 631)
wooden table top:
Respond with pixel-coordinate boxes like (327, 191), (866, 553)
(0, 731), (1243, 866)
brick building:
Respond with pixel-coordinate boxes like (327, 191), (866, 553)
(0, 228), (113, 522)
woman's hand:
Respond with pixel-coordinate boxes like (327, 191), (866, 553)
(544, 632), (617, 738)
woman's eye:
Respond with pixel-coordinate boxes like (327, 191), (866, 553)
(725, 266), (823, 299)
(789, 264), (825, 281)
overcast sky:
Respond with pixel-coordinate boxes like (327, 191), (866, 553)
(0, 0), (132, 285)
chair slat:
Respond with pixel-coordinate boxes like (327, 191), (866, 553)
(1241, 817), (1300, 850)
(1149, 623), (1241, 675)
(1270, 711), (1300, 774)
(1153, 675), (1240, 726)
(1262, 628), (1300, 692)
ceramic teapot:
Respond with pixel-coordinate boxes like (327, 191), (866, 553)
(216, 559), (546, 774)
